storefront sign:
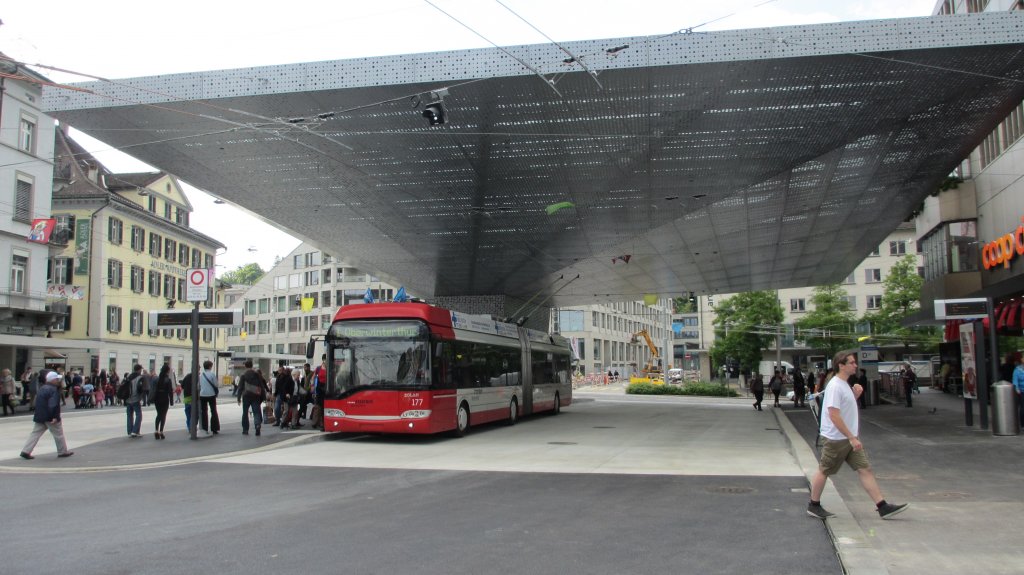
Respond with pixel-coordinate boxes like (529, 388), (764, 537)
(934, 298), (989, 320)
(981, 216), (1024, 270)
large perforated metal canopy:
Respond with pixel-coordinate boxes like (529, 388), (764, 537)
(44, 12), (1024, 307)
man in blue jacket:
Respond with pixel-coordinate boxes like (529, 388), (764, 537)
(1012, 354), (1024, 427)
(20, 371), (73, 459)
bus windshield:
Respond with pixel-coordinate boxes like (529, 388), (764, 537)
(326, 320), (430, 397)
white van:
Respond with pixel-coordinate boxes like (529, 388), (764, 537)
(757, 360), (794, 378)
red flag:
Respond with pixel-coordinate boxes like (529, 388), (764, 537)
(27, 218), (55, 244)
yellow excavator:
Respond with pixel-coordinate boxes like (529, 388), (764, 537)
(629, 329), (664, 384)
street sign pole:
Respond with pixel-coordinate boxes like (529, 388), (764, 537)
(190, 300), (200, 440)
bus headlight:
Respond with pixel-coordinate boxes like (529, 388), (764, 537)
(324, 408), (345, 418)
(400, 410), (431, 419)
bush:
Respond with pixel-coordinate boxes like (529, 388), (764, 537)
(626, 381), (739, 397)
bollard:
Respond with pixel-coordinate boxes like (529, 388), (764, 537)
(991, 381), (1020, 436)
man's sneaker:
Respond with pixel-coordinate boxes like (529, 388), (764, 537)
(57, 451), (74, 458)
(878, 502), (908, 519)
(19, 452), (33, 460)
(807, 503), (835, 519)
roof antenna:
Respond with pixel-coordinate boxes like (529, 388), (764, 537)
(504, 275), (563, 323)
(515, 274), (581, 326)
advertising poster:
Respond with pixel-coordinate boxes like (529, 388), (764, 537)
(74, 219), (90, 275)
(959, 322), (978, 399)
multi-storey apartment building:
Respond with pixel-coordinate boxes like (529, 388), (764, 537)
(0, 57), (73, 375)
(915, 0), (1024, 337)
(224, 242), (402, 374)
(42, 128), (227, 377)
(553, 300), (674, 378)
(673, 225), (923, 379)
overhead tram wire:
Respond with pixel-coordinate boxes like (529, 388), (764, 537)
(493, 0), (602, 90)
(421, 0), (563, 98)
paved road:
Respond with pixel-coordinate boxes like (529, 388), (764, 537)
(0, 394), (840, 575)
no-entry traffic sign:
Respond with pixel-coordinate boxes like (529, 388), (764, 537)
(186, 268), (213, 302)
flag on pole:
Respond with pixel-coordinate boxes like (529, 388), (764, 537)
(300, 297), (314, 312)
(393, 286), (408, 302)
(363, 287), (375, 304)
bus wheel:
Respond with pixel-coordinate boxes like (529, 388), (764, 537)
(507, 398), (518, 426)
(455, 402), (471, 437)
(550, 393), (561, 415)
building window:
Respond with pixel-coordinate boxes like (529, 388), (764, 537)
(19, 115), (36, 153)
(14, 175), (33, 222)
(107, 305), (122, 333)
(842, 272), (856, 285)
(50, 301), (70, 332)
(276, 318), (286, 333)
(148, 196), (157, 213)
(130, 225), (145, 251)
(175, 207), (185, 225)
(204, 253), (213, 269)
(274, 276), (288, 290)
(164, 202), (172, 220)
(148, 271), (162, 296)
(790, 298), (806, 312)
(10, 254), (27, 294)
(177, 278), (185, 301)
(108, 260), (123, 288)
(191, 248), (201, 269)
(869, 247), (880, 257)
(163, 275), (176, 299)
(321, 291), (331, 308)
(305, 270), (319, 286)
(889, 241), (907, 256)
(258, 319), (270, 334)
(149, 233), (163, 257)
(322, 268), (332, 284)
(865, 268), (882, 283)
(845, 296), (857, 311)
(258, 298), (270, 314)
(108, 217), (123, 244)
(130, 265), (145, 293)
(178, 243), (189, 265)
(130, 310), (143, 335)
(54, 214), (75, 241)
(866, 295), (882, 310)
(165, 238), (176, 261)
(49, 256), (73, 285)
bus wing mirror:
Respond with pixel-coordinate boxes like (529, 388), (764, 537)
(305, 338), (316, 360)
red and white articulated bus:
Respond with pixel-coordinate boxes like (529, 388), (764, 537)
(308, 302), (572, 436)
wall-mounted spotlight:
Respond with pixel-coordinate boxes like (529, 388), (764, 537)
(421, 89), (448, 126)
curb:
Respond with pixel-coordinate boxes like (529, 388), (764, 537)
(773, 408), (890, 575)
(0, 430), (327, 475)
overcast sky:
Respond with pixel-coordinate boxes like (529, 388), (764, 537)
(1, 0), (938, 275)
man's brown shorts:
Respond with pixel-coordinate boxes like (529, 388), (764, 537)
(818, 438), (871, 475)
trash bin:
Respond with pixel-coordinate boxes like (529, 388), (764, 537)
(991, 381), (1020, 436)
(866, 378), (880, 406)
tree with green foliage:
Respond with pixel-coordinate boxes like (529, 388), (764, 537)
(862, 255), (939, 352)
(709, 291), (784, 373)
(220, 263), (265, 286)
(795, 284), (857, 360)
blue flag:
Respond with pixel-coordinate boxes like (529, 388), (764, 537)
(363, 287), (375, 304)
(393, 286), (408, 302)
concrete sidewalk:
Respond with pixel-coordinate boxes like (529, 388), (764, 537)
(781, 387), (1024, 575)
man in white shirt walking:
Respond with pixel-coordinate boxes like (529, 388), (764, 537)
(807, 349), (908, 521)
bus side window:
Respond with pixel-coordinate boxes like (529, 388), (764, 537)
(432, 341), (455, 389)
